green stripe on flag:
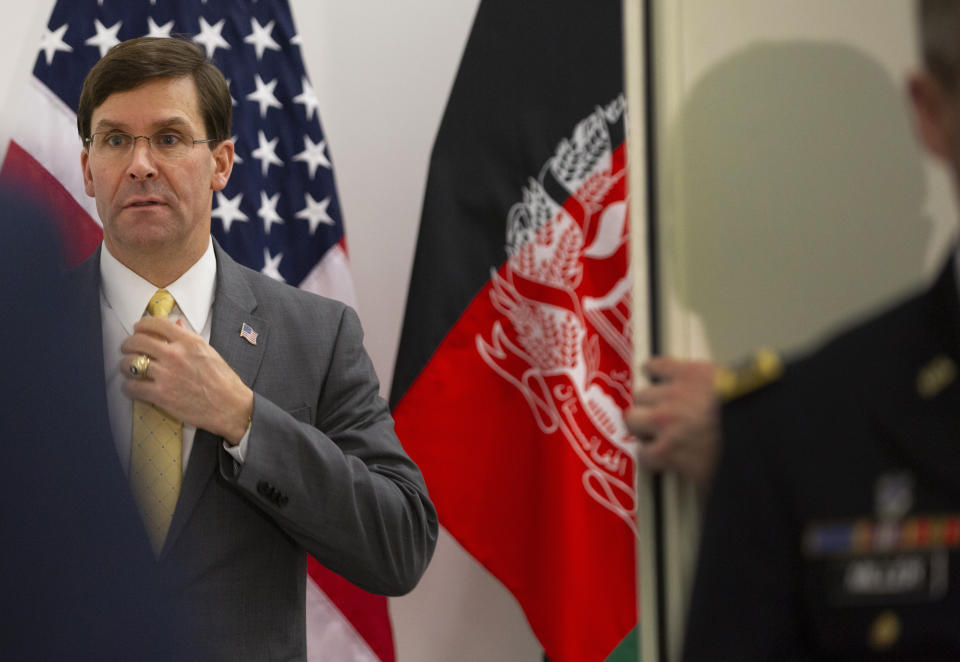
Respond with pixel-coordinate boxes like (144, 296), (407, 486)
(604, 627), (639, 662)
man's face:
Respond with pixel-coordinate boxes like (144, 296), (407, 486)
(909, 65), (960, 184)
(81, 76), (233, 266)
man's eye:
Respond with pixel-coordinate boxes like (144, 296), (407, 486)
(155, 133), (184, 147)
(104, 134), (130, 148)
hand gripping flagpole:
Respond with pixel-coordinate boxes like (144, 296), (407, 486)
(624, 1), (702, 660)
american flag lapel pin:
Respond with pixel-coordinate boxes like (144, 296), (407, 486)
(240, 322), (259, 345)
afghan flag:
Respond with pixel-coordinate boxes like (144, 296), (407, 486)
(390, 1), (639, 660)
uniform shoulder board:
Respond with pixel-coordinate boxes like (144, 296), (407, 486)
(714, 347), (784, 402)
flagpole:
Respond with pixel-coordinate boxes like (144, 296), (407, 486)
(623, 0), (660, 660)
(625, 1), (703, 660)
(662, 476), (701, 660)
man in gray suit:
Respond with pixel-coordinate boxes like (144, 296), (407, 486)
(71, 37), (437, 659)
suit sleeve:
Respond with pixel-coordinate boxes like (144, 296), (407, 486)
(219, 305), (438, 596)
(682, 384), (811, 661)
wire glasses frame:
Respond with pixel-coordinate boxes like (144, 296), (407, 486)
(84, 131), (221, 160)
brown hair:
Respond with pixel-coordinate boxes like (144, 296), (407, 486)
(918, 0), (960, 87)
(77, 37), (231, 146)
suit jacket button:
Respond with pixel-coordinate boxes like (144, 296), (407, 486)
(257, 481), (272, 497)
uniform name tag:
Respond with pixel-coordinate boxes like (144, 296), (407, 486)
(827, 551), (947, 606)
(846, 555), (926, 594)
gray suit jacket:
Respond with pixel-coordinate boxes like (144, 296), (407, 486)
(70, 241), (437, 661)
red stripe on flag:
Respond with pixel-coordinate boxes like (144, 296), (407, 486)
(307, 557), (396, 662)
(1, 141), (102, 266)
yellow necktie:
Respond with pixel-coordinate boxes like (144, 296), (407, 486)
(130, 288), (182, 555)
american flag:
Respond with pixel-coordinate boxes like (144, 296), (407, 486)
(240, 321), (259, 346)
(1, 1), (390, 660)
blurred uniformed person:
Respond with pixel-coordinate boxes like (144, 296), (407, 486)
(678, 1), (960, 658)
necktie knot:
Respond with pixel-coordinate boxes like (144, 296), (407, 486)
(148, 289), (176, 319)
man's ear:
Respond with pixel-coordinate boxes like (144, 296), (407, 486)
(908, 70), (954, 161)
(210, 139), (235, 192)
(81, 149), (96, 197)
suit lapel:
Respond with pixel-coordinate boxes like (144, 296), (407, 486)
(206, 242), (270, 390)
(874, 258), (960, 502)
(163, 242), (269, 554)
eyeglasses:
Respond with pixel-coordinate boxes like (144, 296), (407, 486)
(84, 131), (220, 160)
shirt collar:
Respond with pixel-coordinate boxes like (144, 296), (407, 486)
(99, 238), (217, 334)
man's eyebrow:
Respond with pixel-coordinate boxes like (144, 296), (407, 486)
(91, 117), (195, 133)
(151, 117), (193, 131)
(91, 119), (128, 133)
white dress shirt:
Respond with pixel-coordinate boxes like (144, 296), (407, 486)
(100, 239), (247, 474)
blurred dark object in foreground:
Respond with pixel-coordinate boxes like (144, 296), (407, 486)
(0, 187), (194, 661)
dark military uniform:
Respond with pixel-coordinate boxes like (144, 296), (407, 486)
(683, 258), (960, 660)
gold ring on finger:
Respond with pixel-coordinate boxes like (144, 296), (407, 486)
(129, 354), (150, 379)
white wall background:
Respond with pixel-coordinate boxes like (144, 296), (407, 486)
(658, 0), (957, 368)
(0, 2), (955, 661)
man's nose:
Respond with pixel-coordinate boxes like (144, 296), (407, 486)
(126, 137), (157, 180)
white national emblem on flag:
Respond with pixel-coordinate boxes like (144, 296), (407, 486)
(476, 96), (638, 535)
